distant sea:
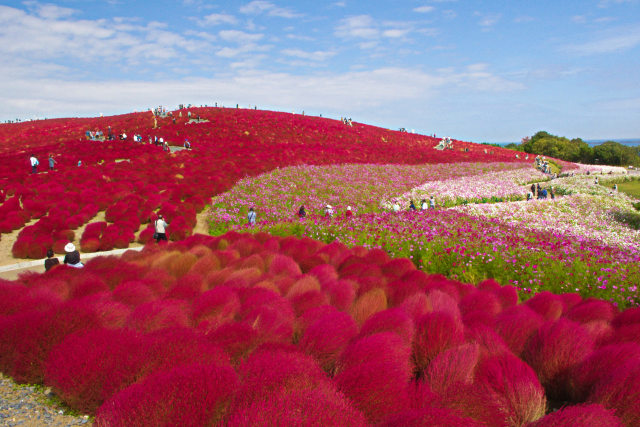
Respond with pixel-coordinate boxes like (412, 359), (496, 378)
(489, 138), (640, 147)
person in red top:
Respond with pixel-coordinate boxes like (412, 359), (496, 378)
(345, 206), (353, 218)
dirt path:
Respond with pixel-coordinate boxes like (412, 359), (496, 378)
(0, 210), (210, 279)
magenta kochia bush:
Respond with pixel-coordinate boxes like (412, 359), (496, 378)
(412, 311), (464, 372)
(1, 231), (639, 422)
(588, 360), (640, 426)
(452, 353), (547, 426)
(529, 404), (624, 427)
(95, 363), (238, 427)
(523, 318), (595, 402)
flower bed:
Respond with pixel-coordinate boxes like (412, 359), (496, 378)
(0, 233), (637, 425)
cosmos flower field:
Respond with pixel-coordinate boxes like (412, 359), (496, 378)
(0, 108), (639, 425)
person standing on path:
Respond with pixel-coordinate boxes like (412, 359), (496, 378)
(248, 207), (257, 225)
(30, 154), (39, 174)
(48, 154), (56, 171)
(154, 214), (169, 242)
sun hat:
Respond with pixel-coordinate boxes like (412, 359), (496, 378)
(347, 206), (352, 210)
(64, 242), (76, 252)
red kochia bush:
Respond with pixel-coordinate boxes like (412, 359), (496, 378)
(453, 353), (547, 426)
(523, 318), (595, 402)
(299, 310), (358, 373)
(529, 404), (624, 427)
(226, 387), (367, 427)
(335, 360), (411, 424)
(588, 360), (640, 426)
(95, 363), (238, 427)
(359, 308), (415, 345)
(569, 343), (640, 402)
(380, 407), (484, 427)
(425, 343), (479, 396)
(45, 328), (144, 413)
(494, 305), (544, 356)
(233, 347), (332, 410)
(412, 311), (464, 372)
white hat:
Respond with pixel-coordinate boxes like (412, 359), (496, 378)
(326, 205), (332, 208)
(347, 206), (352, 210)
(64, 242), (76, 252)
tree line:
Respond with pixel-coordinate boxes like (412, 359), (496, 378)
(501, 131), (640, 167)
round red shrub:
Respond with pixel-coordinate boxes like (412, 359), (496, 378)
(95, 363), (238, 427)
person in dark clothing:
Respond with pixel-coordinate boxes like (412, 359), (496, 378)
(530, 183), (536, 197)
(409, 200), (417, 210)
(298, 205), (306, 218)
(63, 243), (83, 268)
(44, 249), (59, 271)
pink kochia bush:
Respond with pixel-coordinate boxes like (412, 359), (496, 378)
(0, 232), (636, 425)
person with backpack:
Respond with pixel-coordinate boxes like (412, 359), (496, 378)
(154, 214), (169, 242)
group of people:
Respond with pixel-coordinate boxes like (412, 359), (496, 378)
(44, 242), (84, 272)
(534, 155), (552, 174)
(527, 183), (555, 200)
(435, 137), (454, 150)
(340, 117), (354, 127)
(29, 154), (59, 173)
(392, 197), (435, 212)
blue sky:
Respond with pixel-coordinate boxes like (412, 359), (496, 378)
(0, 0), (639, 142)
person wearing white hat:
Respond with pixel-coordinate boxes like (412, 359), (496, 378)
(324, 204), (333, 218)
(345, 206), (353, 218)
(63, 243), (84, 268)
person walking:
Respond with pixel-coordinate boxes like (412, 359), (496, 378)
(154, 214), (169, 242)
(48, 154), (56, 171)
(30, 154), (39, 173)
(248, 207), (257, 225)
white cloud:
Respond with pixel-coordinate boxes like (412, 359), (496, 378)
(218, 29), (264, 43)
(281, 48), (335, 61)
(0, 5), (213, 70)
(413, 6), (435, 13)
(201, 13), (238, 26)
(0, 64), (524, 120)
(565, 26), (640, 54)
(382, 28), (410, 38)
(336, 15), (379, 39)
(239, 1), (300, 18)
(336, 16), (414, 41)
(474, 12), (502, 29)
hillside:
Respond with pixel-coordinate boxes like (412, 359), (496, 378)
(1, 108), (639, 426)
(0, 107), (527, 261)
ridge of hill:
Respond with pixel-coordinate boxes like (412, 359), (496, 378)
(0, 107), (530, 260)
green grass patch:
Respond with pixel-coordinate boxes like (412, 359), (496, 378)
(616, 179), (640, 199)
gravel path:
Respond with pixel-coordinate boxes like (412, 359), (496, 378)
(0, 373), (92, 426)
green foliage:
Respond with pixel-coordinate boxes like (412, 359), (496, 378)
(593, 141), (640, 167)
(611, 210), (640, 230)
(520, 131), (640, 167)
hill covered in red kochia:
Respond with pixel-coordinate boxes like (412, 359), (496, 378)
(0, 107), (529, 258)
